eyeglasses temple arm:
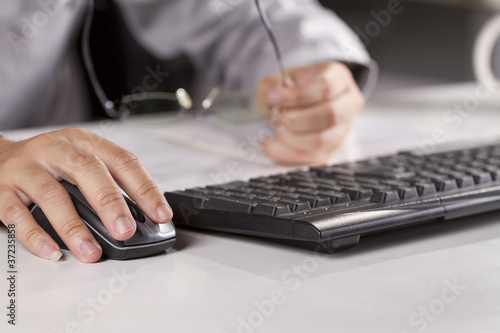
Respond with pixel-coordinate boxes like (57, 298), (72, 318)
(81, 0), (121, 118)
(254, 0), (292, 86)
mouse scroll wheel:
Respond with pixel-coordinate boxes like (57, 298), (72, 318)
(126, 199), (145, 223)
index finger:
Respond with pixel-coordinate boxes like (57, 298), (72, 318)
(62, 128), (173, 225)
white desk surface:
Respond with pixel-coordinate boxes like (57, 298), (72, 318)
(1, 83), (500, 333)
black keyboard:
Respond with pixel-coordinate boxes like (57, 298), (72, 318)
(164, 140), (500, 252)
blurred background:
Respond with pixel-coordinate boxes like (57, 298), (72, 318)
(319, 0), (500, 94)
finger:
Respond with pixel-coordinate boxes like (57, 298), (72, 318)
(61, 128), (172, 224)
(281, 89), (364, 134)
(0, 187), (63, 262)
(103, 146), (173, 224)
(275, 122), (351, 152)
(268, 62), (354, 108)
(10, 172), (103, 263)
(255, 72), (281, 117)
(39, 136), (137, 241)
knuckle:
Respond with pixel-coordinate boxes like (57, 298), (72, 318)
(64, 127), (103, 149)
(136, 179), (159, 198)
(18, 163), (38, 180)
(95, 187), (124, 208)
(37, 181), (65, 203)
(332, 62), (349, 75)
(113, 150), (141, 171)
(63, 127), (91, 139)
(68, 150), (101, 172)
(58, 218), (88, 240)
(21, 225), (45, 245)
(333, 63), (353, 85)
(3, 203), (25, 222)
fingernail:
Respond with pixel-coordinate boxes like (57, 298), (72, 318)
(157, 204), (173, 222)
(115, 217), (135, 236)
(80, 241), (101, 258)
(41, 242), (63, 262)
(268, 91), (282, 106)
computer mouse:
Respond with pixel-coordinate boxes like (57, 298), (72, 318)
(30, 181), (176, 260)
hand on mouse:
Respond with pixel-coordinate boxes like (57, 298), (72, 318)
(0, 127), (173, 263)
(255, 61), (365, 165)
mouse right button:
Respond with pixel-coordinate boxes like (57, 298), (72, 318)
(144, 219), (176, 242)
(158, 222), (175, 235)
(124, 197), (145, 223)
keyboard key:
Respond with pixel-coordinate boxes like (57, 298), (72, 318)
(312, 178), (340, 187)
(249, 176), (282, 185)
(487, 158), (500, 166)
(225, 192), (252, 200)
(474, 151), (490, 160)
(337, 180), (359, 187)
(297, 194), (331, 208)
(457, 168), (493, 184)
(433, 179), (458, 192)
(366, 185), (392, 192)
(417, 171), (449, 180)
(315, 191), (351, 204)
(446, 172), (475, 188)
(483, 165), (500, 180)
(269, 185), (298, 193)
(370, 190), (400, 203)
(380, 179), (411, 187)
(276, 199), (311, 212)
(357, 177), (383, 186)
(472, 172), (493, 184)
(206, 197), (254, 213)
(396, 187), (419, 199)
(412, 183), (437, 196)
(252, 203), (291, 216)
(341, 187), (373, 200)
(317, 184), (344, 192)
(311, 166), (354, 177)
(331, 175), (358, 182)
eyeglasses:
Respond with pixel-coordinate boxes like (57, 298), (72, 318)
(82, 0), (288, 125)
